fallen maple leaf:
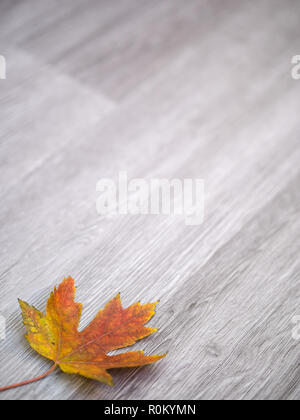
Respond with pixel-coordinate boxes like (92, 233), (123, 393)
(0, 277), (165, 392)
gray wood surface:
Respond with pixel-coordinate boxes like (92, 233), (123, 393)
(0, 0), (300, 400)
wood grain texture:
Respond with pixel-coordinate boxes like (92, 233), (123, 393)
(0, 0), (300, 400)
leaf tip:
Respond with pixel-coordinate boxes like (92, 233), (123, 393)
(155, 352), (167, 360)
(18, 299), (28, 310)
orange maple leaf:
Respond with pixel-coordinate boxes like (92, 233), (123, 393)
(0, 277), (165, 391)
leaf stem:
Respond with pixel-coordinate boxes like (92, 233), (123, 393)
(0, 363), (57, 393)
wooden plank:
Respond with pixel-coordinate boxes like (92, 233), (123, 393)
(0, 0), (299, 400)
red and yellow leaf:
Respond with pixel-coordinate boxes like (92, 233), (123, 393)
(19, 277), (165, 386)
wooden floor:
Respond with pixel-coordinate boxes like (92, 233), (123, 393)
(0, 0), (300, 400)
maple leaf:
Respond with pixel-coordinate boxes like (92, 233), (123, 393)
(8, 277), (165, 389)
